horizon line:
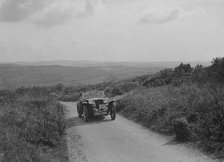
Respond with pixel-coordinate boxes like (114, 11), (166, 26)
(0, 59), (212, 64)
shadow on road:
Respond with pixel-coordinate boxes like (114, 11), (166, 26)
(65, 116), (112, 129)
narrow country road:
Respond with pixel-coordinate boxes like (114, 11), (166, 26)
(63, 102), (217, 162)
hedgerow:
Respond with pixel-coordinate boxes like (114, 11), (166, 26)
(0, 87), (67, 162)
(116, 83), (224, 156)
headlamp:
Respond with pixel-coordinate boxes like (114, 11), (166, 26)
(88, 99), (95, 104)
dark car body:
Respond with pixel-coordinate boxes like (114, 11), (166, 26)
(77, 91), (116, 122)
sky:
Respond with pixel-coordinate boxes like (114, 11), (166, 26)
(0, 0), (223, 62)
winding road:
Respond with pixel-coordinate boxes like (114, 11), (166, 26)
(63, 102), (217, 162)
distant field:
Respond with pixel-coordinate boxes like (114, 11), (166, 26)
(10, 60), (211, 68)
(0, 64), (163, 89)
(0, 60), (210, 89)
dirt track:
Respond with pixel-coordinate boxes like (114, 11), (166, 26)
(63, 102), (217, 162)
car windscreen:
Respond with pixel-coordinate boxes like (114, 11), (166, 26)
(82, 91), (105, 99)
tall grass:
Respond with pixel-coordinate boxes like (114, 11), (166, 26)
(117, 83), (224, 155)
(0, 87), (66, 162)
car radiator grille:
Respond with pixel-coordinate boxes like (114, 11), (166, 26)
(95, 99), (104, 109)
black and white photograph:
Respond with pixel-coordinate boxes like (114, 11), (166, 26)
(0, 0), (224, 161)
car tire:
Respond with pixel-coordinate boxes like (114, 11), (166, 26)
(77, 103), (82, 117)
(78, 111), (82, 117)
(83, 105), (89, 122)
(110, 103), (116, 121)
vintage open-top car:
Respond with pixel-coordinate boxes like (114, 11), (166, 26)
(77, 91), (116, 122)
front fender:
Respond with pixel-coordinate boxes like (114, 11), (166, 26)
(108, 100), (115, 111)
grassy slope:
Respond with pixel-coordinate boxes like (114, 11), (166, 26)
(0, 65), (162, 89)
(115, 84), (224, 158)
(113, 58), (224, 158)
(0, 87), (68, 161)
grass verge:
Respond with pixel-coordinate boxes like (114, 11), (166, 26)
(0, 87), (69, 162)
(116, 83), (224, 158)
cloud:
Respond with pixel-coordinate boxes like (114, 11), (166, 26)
(0, 0), (75, 27)
(0, 0), (47, 22)
(34, 4), (74, 28)
(139, 6), (205, 24)
(76, 0), (95, 18)
(35, 10), (72, 28)
(85, 0), (95, 14)
(0, 0), (105, 26)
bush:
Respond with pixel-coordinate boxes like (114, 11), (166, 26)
(116, 83), (224, 155)
(173, 118), (190, 141)
(0, 87), (66, 161)
(210, 57), (224, 82)
(59, 92), (81, 102)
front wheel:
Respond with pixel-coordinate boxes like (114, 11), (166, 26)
(110, 103), (116, 121)
(83, 105), (89, 122)
(77, 102), (82, 117)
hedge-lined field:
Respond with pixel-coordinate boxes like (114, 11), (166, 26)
(116, 83), (224, 157)
(0, 87), (68, 162)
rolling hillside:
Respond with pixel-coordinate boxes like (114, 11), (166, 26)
(11, 60), (211, 68)
(0, 60), (211, 89)
(0, 64), (163, 89)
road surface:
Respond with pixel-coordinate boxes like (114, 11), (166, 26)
(63, 102), (217, 162)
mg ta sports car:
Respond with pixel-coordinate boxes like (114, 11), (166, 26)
(77, 91), (116, 122)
